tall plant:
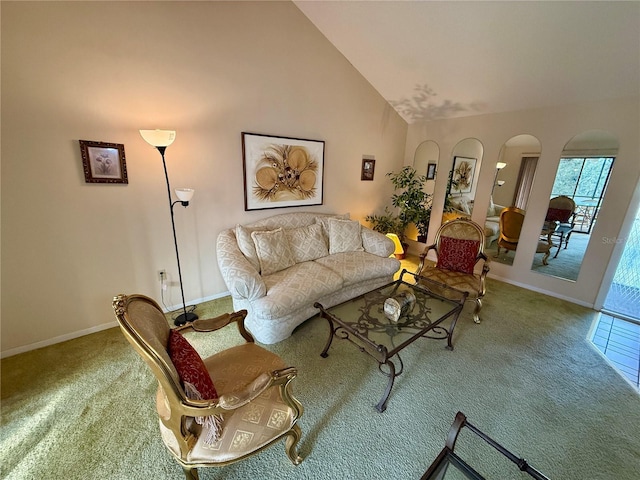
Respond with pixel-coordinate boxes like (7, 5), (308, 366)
(387, 166), (432, 239)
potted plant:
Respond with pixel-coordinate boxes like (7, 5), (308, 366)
(387, 166), (432, 243)
(365, 207), (406, 258)
(365, 207), (404, 237)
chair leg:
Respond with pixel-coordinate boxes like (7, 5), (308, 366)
(473, 297), (482, 324)
(564, 231), (573, 249)
(182, 467), (200, 480)
(284, 424), (303, 465)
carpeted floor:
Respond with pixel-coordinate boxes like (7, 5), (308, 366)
(2, 278), (639, 479)
(487, 231), (590, 281)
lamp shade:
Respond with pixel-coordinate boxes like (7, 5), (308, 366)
(386, 233), (404, 255)
(175, 188), (195, 202)
(496, 162), (507, 170)
(140, 129), (176, 147)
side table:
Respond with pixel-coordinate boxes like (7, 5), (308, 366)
(421, 412), (551, 480)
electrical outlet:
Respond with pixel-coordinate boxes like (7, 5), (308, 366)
(158, 269), (166, 282)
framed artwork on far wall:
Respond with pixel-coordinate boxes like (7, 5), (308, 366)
(426, 162), (437, 180)
(361, 158), (375, 181)
(242, 132), (324, 211)
(79, 140), (128, 184)
(451, 156), (476, 194)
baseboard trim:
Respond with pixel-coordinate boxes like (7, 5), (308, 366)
(1, 321), (118, 359)
(161, 290), (231, 313)
(488, 274), (594, 309)
(1, 290), (233, 359)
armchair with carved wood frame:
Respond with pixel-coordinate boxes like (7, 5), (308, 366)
(496, 207), (526, 258)
(112, 294), (304, 480)
(545, 195), (577, 258)
(416, 218), (490, 323)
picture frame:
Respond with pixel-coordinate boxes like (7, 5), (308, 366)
(426, 162), (437, 180)
(361, 158), (375, 181)
(242, 132), (324, 211)
(451, 156), (476, 194)
(79, 140), (128, 184)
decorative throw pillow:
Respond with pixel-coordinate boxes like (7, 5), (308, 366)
(437, 236), (480, 274)
(285, 223), (329, 263)
(314, 213), (350, 239)
(168, 330), (222, 444)
(327, 218), (364, 254)
(251, 227), (295, 276)
(235, 224), (262, 272)
(546, 207), (571, 223)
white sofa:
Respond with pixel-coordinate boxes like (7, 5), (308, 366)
(447, 197), (505, 247)
(216, 212), (400, 344)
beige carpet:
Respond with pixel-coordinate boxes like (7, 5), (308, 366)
(2, 277), (639, 479)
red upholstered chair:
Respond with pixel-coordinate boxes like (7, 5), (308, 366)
(544, 195), (577, 257)
(112, 294), (304, 480)
(416, 218), (490, 323)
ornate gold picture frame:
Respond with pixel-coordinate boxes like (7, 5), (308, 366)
(79, 140), (128, 184)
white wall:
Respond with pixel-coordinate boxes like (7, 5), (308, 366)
(404, 96), (640, 307)
(1, 1), (408, 355)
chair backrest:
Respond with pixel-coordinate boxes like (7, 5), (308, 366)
(112, 294), (193, 456)
(435, 218), (485, 249)
(546, 195), (576, 223)
(499, 207), (526, 243)
(433, 219), (486, 272)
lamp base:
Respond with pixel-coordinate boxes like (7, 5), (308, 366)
(174, 311), (199, 326)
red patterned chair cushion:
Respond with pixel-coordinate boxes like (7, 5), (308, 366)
(168, 329), (222, 444)
(546, 207), (572, 223)
(436, 236), (480, 274)
(168, 329), (218, 400)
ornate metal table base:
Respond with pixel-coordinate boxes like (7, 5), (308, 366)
(316, 271), (467, 412)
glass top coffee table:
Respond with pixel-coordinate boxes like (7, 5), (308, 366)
(314, 270), (468, 412)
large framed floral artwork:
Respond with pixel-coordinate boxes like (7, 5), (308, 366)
(242, 132), (325, 211)
(79, 140), (128, 184)
(451, 156), (476, 194)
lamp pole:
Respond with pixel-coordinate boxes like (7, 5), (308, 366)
(140, 130), (198, 326)
(157, 146), (198, 326)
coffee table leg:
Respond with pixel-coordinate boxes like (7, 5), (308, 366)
(320, 315), (335, 358)
(375, 359), (396, 413)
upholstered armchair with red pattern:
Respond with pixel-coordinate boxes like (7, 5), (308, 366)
(416, 219), (490, 323)
(112, 294), (304, 480)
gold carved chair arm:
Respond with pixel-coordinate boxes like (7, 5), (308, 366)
(417, 243), (438, 275)
(176, 310), (254, 343)
(218, 367), (299, 411)
(477, 254), (490, 297)
(171, 367), (296, 418)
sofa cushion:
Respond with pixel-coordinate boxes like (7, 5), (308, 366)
(255, 262), (343, 320)
(314, 213), (350, 239)
(487, 198), (495, 217)
(327, 218), (364, 254)
(235, 224), (265, 272)
(437, 236), (479, 274)
(314, 251), (400, 286)
(251, 227), (295, 276)
(285, 223), (328, 263)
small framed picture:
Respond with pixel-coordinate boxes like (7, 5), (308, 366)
(79, 140), (128, 184)
(427, 162), (437, 180)
(361, 158), (375, 181)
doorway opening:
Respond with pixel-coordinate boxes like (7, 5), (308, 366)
(591, 205), (640, 390)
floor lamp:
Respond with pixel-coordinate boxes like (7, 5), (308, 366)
(140, 129), (198, 326)
(491, 162), (507, 196)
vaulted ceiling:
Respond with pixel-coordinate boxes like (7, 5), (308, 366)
(294, 1), (640, 123)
